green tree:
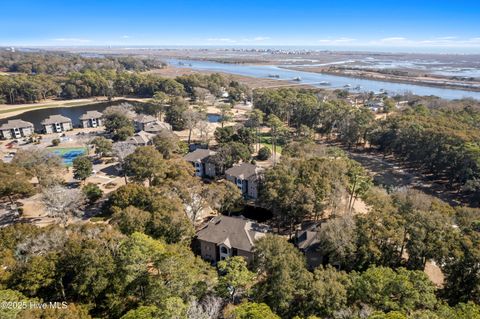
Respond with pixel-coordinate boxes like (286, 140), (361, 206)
(350, 266), (437, 313)
(82, 183), (103, 203)
(226, 302), (280, 319)
(211, 180), (244, 216)
(210, 142), (251, 173)
(267, 114), (286, 164)
(121, 306), (159, 319)
(257, 146), (272, 161)
(306, 266), (351, 317)
(214, 126), (236, 144)
(90, 136), (113, 157)
(346, 160), (372, 212)
(152, 130), (187, 159)
(245, 109), (264, 151)
(124, 147), (166, 185)
(13, 147), (64, 187)
(0, 162), (35, 205)
(219, 103), (234, 128)
(253, 235), (311, 317)
(72, 156), (93, 182)
(217, 256), (255, 302)
(0, 289), (32, 319)
(368, 312), (407, 319)
(151, 91), (169, 120)
(112, 205), (151, 235)
(442, 229), (480, 304)
(103, 104), (135, 141)
(165, 96), (188, 130)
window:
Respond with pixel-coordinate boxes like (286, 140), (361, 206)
(220, 246), (228, 254)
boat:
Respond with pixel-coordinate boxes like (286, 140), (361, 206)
(344, 84), (352, 88)
(292, 77), (302, 81)
(268, 74), (280, 78)
(319, 81), (331, 86)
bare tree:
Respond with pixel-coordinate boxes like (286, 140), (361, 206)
(103, 102), (137, 119)
(170, 179), (214, 223)
(187, 295), (223, 319)
(16, 228), (68, 262)
(13, 146), (65, 187)
(184, 110), (203, 144)
(317, 213), (357, 269)
(197, 120), (213, 144)
(42, 185), (86, 226)
(113, 142), (136, 183)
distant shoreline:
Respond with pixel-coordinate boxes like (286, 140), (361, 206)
(282, 66), (480, 93)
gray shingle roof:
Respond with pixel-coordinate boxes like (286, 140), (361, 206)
(41, 115), (72, 125)
(0, 119), (34, 130)
(183, 148), (216, 162)
(196, 215), (269, 252)
(296, 230), (320, 250)
(126, 131), (155, 145)
(144, 121), (172, 133)
(225, 163), (262, 179)
(79, 110), (103, 120)
(134, 114), (157, 124)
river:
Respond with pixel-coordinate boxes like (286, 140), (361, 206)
(170, 59), (480, 100)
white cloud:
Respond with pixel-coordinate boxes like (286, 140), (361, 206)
(317, 37), (356, 45)
(52, 38), (91, 43)
(253, 36), (270, 41)
(122, 35), (130, 39)
(207, 38), (237, 43)
(312, 36), (480, 48)
(206, 36), (271, 44)
(379, 37), (408, 42)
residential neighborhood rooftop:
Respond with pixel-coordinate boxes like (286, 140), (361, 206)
(40, 114), (72, 125)
(134, 114), (157, 123)
(225, 162), (262, 179)
(196, 215), (269, 252)
(144, 121), (172, 132)
(126, 130), (156, 145)
(184, 148), (216, 162)
(0, 119), (34, 130)
(79, 110), (103, 120)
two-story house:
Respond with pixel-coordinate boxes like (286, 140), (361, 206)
(196, 215), (269, 264)
(225, 163), (263, 199)
(0, 119), (35, 139)
(184, 148), (217, 178)
(41, 115), (73, 133)
(133, 114), (158, 132)
(79, 110), (104, 128)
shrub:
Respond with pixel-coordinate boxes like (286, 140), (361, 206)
(257, 147), (272, 161)
(83, 183), (104, 203)
(51, 138), (61, 146)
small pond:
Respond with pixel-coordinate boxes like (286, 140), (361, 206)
(207, 113), (222, 123)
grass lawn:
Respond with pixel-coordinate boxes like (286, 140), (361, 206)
(258, 132), (283, 154)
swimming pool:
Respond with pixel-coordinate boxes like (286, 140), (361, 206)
(50, 147), (87, 166)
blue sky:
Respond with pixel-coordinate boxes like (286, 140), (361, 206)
(2, 0), (480, 52)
